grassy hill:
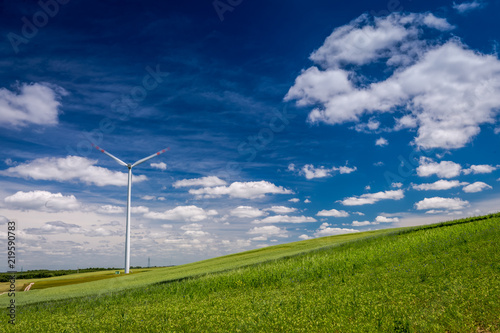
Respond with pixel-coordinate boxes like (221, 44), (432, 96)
(2, 214), (499, 332)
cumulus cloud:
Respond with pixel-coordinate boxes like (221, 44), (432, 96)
(150, 162), (167, 171)
(351, 215), (399, 226)
(0, 82), (67, 128)
(414, 197), (469, 210)
(313, 223), (359, 237)
(4, 190), (80, 212)
(375, 137), (388, 146)
(230, 206), (267, 218)
(172, 176), (227, 188)
(288, 198), (300, 203)
(265, 206), (298, 214)
(251, 215), (317, 224)
(24, 221), (116, 237)
(462, 164), (497, 175)
(300, 164), (357, 179)
(285, 11), (500, 150)
(417, 157), (462, 178)
(189, 181), (293, 199)
(462, 181), (492, 193)
(375, 216), (399, 223)
(3, 156), (147, 186)
(144, 205), (217, 222)
(352, 220), (372, 226)
(340, 189), (404, 206)
(97, 205), (124, 214)
(316, 209), (349, 217)
(180, 223), (210, 238)
(247, 225), (288, 239)
(412, 179), (468, 191)
(453, 1), (483, 14)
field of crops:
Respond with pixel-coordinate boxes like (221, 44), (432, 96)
(2, 215), (500, 332)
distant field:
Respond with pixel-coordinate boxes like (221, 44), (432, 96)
(1, 214), (499, 332)
(0, 268), (154, 293)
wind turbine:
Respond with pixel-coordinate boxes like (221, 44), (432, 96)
(92, 144), (168, 274)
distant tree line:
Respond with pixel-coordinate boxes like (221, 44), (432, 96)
(0, 267), (120, 282)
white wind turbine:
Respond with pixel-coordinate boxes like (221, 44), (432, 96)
(92, 144), (168, 274)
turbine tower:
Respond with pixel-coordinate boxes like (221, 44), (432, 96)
(92, 144), (168, 274)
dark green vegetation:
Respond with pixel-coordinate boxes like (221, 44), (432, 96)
(0, 267), (122, 282)
(2, 215), (500, 332)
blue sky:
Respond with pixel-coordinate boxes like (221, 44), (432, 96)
(1, 0), (500, 270)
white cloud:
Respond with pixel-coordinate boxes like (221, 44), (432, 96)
(0, 82), (67, 128)
(247, 225), (288, 239)
(141, 195), (156, 200)
(131, 206), (150, 214)
(303, 13), (451, 68)
(453, 1), (483, 14)
(462, 181), (492, 193)
(414, 197), (469, 210)
(265, 206), (298, 214)
(417, 157), (462, 178)
(338, 166), (357, 174)
(288, 198), (300, 203)
(340, 189), (404, 206)
(287, 163), (296, 171)
(230, 206), (267, 218)
(462, 164), (497, 175)
(285, 11), (500, 150)
(144, 205), (217, 222)
(25, 221), (84, 235)
(298, 234), (311, 240)
(313, 222), (359, 237)
(150, 162), (167, 171)
(375, 137), (388, 146)
(97, 205), (124, 214)
(4, 190), (80, 212)
(316, 209), (349, 217)
(304, 199), (311, 203)
(301, 164), (332, 179)
(3, 156), (147, 186)
(189, 181), (293, 199)
(252, 215), (317, 224)
(412, 179), (468, 191)
(300, 164), (357, 179)
(391, 182), (403, 188)
(24, 221), (116, 237)
(181, 223), (210, 238)
(352, 220), (372, 226)
(173, 176), (227, 188)
(375, 216), (399, 223)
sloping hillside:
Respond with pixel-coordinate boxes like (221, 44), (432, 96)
(2, 214), (500, 332)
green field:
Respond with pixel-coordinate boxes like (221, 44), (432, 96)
(2, 214), (500, 332)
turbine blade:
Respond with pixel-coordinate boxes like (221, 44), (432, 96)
(92, 143), (128, 167)
(131, 148), (169, 168)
